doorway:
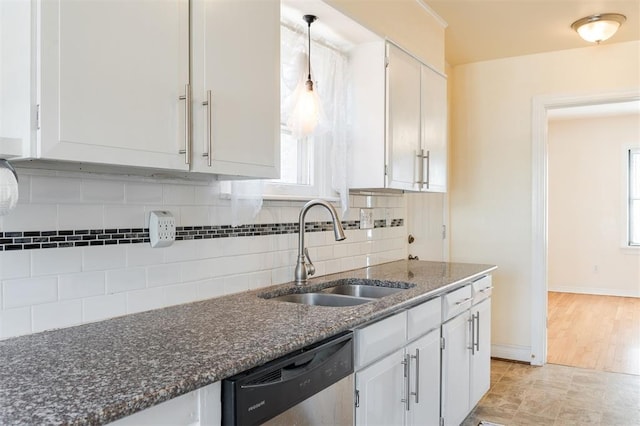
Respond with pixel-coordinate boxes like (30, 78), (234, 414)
(530, 89), (640, 368)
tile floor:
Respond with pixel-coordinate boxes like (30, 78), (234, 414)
(462, 359), (640, 426)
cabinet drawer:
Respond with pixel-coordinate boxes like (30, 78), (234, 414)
(407, 297), (441, 340)
(472, 275), (493, 305)
(442, 285), (472, 321)
(355, 311), (407, 369)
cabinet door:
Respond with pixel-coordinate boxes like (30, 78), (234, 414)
(406, 329), (441, 426)
(441, 313), (471, 426)
(386, 43), (421, 191)
(39, 0), (190, 170)
(470, 298), (491, 408)
(355, 349), (406, 426)
(191, 0), (280, 178)
(420, 65), (447, 192)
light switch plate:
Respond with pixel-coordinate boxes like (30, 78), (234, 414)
(360, 208), (374, 229)
(149, 211), (176, 248)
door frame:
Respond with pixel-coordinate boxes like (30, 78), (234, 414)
(530, 88), (640, 366)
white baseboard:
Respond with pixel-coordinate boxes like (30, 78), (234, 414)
(491, 344), (531, 363)
(549, 285), (639, 298)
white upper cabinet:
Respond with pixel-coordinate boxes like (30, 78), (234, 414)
(349, 41), (447, 192)
(420, 64), (447, 192)
(387, 43), (422, 191)
(190, 0), (280, 178)
(0, 0), (280, 179)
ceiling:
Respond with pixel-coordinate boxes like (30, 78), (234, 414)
(424, 0), (640, 66)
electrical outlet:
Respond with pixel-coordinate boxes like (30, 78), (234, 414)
(360, 208), (374, 229)
(149, 211), (176, 248)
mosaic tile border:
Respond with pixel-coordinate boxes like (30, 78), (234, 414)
(0, 219), (404, 251)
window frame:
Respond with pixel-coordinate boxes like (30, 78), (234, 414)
(627, 147), (640, 247)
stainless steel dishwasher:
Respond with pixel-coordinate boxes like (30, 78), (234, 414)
(222, 331), (354, 426)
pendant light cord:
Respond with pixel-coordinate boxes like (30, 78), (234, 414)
(303, 15), (317, 85)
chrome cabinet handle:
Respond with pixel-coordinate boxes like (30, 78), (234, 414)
(455, 296), (473, 306)
(411, 348), (420, 404)
(178, 84), (191, 165)
(474, 311), (480, 352)
(202, 90), (212, 166)
(468, 316), (475, 354)
(415, 150), (430, 189)
(479, 286), (494, 293)
(424, 150), (430, 189)
(401, 354), (411, 411)
(416, 149), (425, 189)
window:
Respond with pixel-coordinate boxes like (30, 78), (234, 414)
(262, 22), (349, 200)
(629, 148), (640, 246)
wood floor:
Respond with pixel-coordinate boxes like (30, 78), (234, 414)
(547, 291), (640, 376)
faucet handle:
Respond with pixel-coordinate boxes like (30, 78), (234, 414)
(304, 248), (316, 276)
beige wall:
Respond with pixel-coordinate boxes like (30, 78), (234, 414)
(548, 114), (640, 297)
(325, 0), (445, 72)
(449, 41), (640, 357)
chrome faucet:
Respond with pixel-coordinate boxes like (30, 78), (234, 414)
(295, 199), (346, 285)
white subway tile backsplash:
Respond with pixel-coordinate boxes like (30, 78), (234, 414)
(126, 287), (165, 314)
(31, 176), (81, 204)
(3, 276), (57, 309)
(58, 204), (104, 230)
(32, 247), (82, 276)
(1, 170), (407, 340)
(125, 183), (164, 204)
(147, 264), (181, 288)
(223, 275), (249, 295)
(83, 246), (127, 271)
(179, 206), (209, 227)
(246, 271), (272, 290)
(163, 241), (199, 264)
(0, 251), (30, 279)
(126, 245), (164, 267)
(196, 277), (225, 300)
(164, 282), (199, 305)
(83, 294), (127, 323)
(0, 307), (32, 339)
(2, 204), (58, 231)
(104, 205), (145, 229)
(82, 180), (125, 203)
(32, 300), (82, 333)
(181, 259), (219, 283)
(106, 268), (146, 294)
(163, 184), (195, 205)
(58, 271), (105, 300)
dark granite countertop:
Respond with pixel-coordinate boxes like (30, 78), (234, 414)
(0, 260), (496, 425)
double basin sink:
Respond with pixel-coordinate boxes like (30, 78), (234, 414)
(262, 279), (415, 307)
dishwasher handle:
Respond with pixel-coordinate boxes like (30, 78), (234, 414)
(241, 337), (350, 389)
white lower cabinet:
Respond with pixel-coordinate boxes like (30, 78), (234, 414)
(441, 277), (492, 426)
(355, 298), (441, 426)
(108, 382), (220, 426)
(406, 329), (441, 426)
(355, 349), (406, 426)
(441, 310), (471, 426)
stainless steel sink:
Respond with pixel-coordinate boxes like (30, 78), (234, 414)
(268, 292), (372, 307)
(321, 284), (406, 298)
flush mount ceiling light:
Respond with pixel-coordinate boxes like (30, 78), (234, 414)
(571, 13), (626, 44)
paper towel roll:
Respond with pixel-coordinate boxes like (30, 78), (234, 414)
(0, 160), (19, 216)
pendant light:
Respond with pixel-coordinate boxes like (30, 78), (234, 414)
(287, 14), (322, 139)
(571, 13), (626, 44)
(0, 159), (19, 216)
